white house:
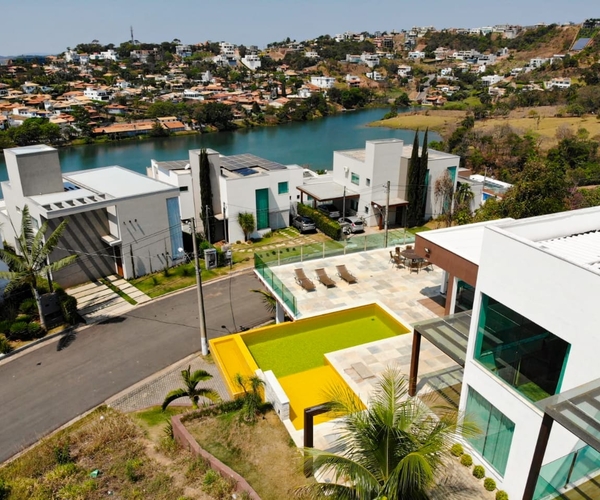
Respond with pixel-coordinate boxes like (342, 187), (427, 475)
(148, 150), (305, 243)
(0, 145), (183, 288)
(64, 50), (80, 63)
(408, 51), (425, 60)
(529, 57), (550, 69)
(345, 74), (361, 87)
(481, 74), (504, 86)
(21, 82), (40, 94)
(545, 77), (572, 89)
(83, 87), (111, 101)
(397, 65), (412, 78)
(360, 52), (380, 68)
(89, 49), (119, 62)
(413, 207), (600, 500)
(176, 44), (192, 58)
(298, 139), (461, 228)
(366, 71), (385, 82)
(310, 76), (336, 89)
(241, 54), (262, 71)
(305, 51), (319, 59)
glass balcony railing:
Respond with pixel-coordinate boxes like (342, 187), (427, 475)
(534, 445), (600, 500)
(254, 254), (298, 317)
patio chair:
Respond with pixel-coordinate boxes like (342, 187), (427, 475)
(294, 268), (316, 292)
(406, 245), (413, 250)
(409, 259), (421, 274)
(421, 259), (433, 272)
(336, 265), (357, 284)
(390, 251), (403, 269)
(315, 268), (336, 288)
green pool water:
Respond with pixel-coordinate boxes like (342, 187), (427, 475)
(243, 304), (409, 378)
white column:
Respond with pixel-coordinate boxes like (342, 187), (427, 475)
(440, 270), (449, 294)
(447, 276), (459, 315)
(275, 301), (285, 324)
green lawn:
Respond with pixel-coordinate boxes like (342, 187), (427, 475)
(244, 310), (408, 377)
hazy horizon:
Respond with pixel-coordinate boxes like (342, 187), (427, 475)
(2, 0), (597, 56)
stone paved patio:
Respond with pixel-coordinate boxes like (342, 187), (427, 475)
(271, 247), (444, 324)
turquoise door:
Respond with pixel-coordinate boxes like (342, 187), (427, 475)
(255, 189), (269, 230)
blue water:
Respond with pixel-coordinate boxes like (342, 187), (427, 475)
(0, 107), (439, 196)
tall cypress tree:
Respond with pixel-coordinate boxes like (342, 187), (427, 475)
(417, 128), (429, 223)
(199, 148), (215, 242)
(406, 131), (420, 227)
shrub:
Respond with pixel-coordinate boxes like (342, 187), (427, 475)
(59, 295), (79, 325)
(297, 204), (342, 240)
(53, 439), (72, 465)
(9, 321), (29, 340)
(202, 469), (235, 499)
(460, 454), (473, 467)
(0, 320), (11, 335)
(496, 490), (509, 500)
(19, 298), (38, 317)
(0, 478), (11, 500)
(0, 334), (12, 354)
(450, 443), (464, 457)
(27, 322), (43, 338)
(484, 477), (497, 491)
(125, 458), (143, 482)
(185, 456), (209, 481)
(473, 465), (485, 479)
(16, 314), (31, 324)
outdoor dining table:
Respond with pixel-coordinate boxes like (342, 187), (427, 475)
(400, 249), (421, 262)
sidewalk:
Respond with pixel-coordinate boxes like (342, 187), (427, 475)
(107, 353), (232, 412)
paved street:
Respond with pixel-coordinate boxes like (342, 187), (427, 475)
(0, 271), (271, 463)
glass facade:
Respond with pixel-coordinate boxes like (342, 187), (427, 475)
(475, 294), (570, 403)
(466, 387), (515, 476)
(166, 197), (184, 260)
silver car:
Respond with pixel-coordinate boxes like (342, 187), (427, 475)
(338, 216), (365, 234)
(292, 215), (316, 233)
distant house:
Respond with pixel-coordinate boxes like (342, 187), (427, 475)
(106, 104), (128, 115)
(361, 52), (380, 68)
(366, 71), (385, 82)
(89, 49), (119, 62)
(345, 74), (361, 87)
(397, 65), (412, 78)
(175, 44), (192, 58)
(21, 82), (40, 94)
(481, 74), (504, 86)
(408, 51), (425, 60)
(84, 87), (110, 102)
(545, 77), (571, 89)
(310, 76), (336, 89)
(241, 54), (261, 71)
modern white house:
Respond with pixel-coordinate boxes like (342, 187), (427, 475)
(148, 150), (305, 243)
(310, 76), (336, 89)
(360, 52), (380, 68)
(241, 54), (261, 71)
(89, 49), (119, 62)
(298, 139), (461, 228)
(83, 87), (111, 101)
(412, 207), (600, 500)
(0, 145), (183, 288)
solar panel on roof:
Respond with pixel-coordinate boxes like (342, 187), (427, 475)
(63, 181), (80, 191)
(236, 167), (259, 176)
(221, 153), (286, 172)
(572, 38), (591, 51)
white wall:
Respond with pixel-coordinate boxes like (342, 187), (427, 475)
(460, 225), (600, 499)
(425, 155), (460, 219)
(148, 161), (194, 221)
(221, 165), (304, 243)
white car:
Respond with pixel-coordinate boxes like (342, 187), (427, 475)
(338, 216), (365, 234)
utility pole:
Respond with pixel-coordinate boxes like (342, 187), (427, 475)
(189, 217), (209, 356)
(205, 205), (211, 244)
(384, 180), (390, 248)
(342, 186), (346, 218)
(222, 202), (228, 242)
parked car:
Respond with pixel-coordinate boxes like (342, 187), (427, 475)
(292, 215), (316, 233)
(317, 204), (341, 219)
(338, 216), (365, 234)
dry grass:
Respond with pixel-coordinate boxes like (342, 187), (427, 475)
(475, 113), (600, 150)
(187, 410), (314, 500)
(370, 109), (468, 136)
(0, 406), (213, 500)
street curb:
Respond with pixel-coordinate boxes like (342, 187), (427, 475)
(0, 268), (258, 366)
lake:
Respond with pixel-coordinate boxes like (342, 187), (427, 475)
(0, 107), (438, 195)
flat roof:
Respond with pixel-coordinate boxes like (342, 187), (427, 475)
(220, 153), (287, 172)
(493, 207), (600, 275)
(4, 144), (56, 156)
(417, 219), (514, 265)
(297, 180), (359, 201)
(153, 159), (189, 170)
(65, 166), (176, 198)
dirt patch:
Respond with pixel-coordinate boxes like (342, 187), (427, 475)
(370, 109), (468, 137)
(186, 411), (314, 500)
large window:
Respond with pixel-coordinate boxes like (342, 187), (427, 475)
(475, 294), (570, 403)
(465, 387), (515, 476)
(166, 197), (184, 260)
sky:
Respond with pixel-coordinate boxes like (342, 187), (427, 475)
(1, 0), (597, 56)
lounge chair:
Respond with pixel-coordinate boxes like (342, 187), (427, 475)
(336, 265), (357, 284)
(294, 268), (316, 291)
(315, 268), (336, 288)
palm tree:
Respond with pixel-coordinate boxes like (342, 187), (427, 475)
(162, 365), (220, 410)
(0, 205), (77, 330)
(295, 368), (472, 500)
(455, 182), (474, 208)
(234, 373), (266, 422)
(237, 212), (255, 242)
(250, 288), (276, 316)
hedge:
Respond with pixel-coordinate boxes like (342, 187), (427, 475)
(484, 477), (497, 491)
(297, 204), (342, 240)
